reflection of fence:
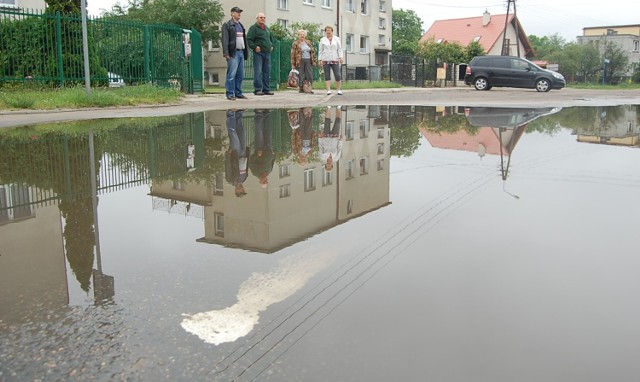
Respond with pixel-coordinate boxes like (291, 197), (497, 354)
(151, 197), (204, 219)
(0, 114), (205, 214)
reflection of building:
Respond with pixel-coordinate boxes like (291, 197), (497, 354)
(0, 199), (68, 324)
(574, 105), (640, 146)
(198, 107), (391, 253)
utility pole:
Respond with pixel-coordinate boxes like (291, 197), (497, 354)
(501, 0), (520, 57)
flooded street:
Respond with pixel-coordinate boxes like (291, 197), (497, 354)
(2, 105), (640, 381)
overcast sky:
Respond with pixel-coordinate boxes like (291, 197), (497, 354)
(392, 0), (640, 41)
(89, 0), (640, 42)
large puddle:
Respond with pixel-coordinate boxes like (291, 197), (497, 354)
(1, 105), (640, 381)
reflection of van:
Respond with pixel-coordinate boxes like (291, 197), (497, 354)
(107, 72), (125, 88)
(464, 107), (562, 128)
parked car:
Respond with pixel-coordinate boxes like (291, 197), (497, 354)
(464, 56), (565, 92)
(107, 72), (125, 88)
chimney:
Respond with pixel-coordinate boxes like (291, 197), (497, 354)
(482, 10), (490, 26)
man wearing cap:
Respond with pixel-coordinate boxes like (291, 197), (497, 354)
(247, 13), (276, 96)
(222, 6), (248, 100)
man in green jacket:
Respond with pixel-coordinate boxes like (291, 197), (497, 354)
(247, 12), (276, 95)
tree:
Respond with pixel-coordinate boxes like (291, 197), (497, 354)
(417, 37), (466, 64)
(105, 0), (224, 43)
(269, 22), (323, 41)
(392, 9), (423, 56)
(550, 42), (599, 83)
(602, 41), (629, 84)
(465, 41), (485, 62)
(528, 33), (566, 59)
(45, 0), (81, 14)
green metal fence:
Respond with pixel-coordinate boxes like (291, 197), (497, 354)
(0, 8), (202, 92)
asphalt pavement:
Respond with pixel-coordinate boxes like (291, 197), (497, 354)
(2, 87), (640, 128)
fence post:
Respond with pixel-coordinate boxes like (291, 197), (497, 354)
(55, 12), (64, 87)
(144, 25), (150, 82)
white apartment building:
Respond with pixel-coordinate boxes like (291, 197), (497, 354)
(205, 0), (392, 85)
(0, 0), (46, 11)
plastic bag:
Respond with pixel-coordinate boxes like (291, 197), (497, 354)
(288, 69), (299, 88)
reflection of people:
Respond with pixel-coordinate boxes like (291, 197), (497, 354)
(222, 6), (248, 101)
(247, 12), (275, 96)
(250, 109), (274, 188)
(318, 25), (343, 95)
(319, 106), (343, 171)
(287, 110), (300, 130)
(290, 29), (317, 94)
(225, 109), (249, 197)
(292, 107), (317, 165)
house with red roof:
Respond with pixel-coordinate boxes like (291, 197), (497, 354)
(420, 10), (534, 59)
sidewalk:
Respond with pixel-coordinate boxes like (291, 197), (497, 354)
(3, 87), (640, 129)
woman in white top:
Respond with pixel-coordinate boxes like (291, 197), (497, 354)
(318, 25), (344, 95)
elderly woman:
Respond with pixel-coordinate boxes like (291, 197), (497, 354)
(318, 25), (343, 95)
(290, 29), (317, 93)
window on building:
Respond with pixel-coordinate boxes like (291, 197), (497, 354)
(634, 40), (640, 52)
(360, 0), (369, 14)
(377, 159), (385, 171)
(377, 128), (385, 138)
(377, 143), (384, 155)
(360, 35), (369, 53)
(359, 157), (369, 175)
(279, 184), (291, 198)
(214, 173), (224, 195)
(378, 34), (385, 46)
(322, 0), (331, 7)
(304, 169), (316, 191)
(346, 160), (356, 179)
(379, 0), (386, 11)
(359, 119), (369, 138)
(345, 33), (354, 52)
(279, 164), (291, 178)
(0, 0), (17, 6)
(345, 121), (354, 140)
(345, 0), (355, 11)
(303, 0), (313, 4)
(207, 39), (220, 51)
(323, 169), (333, 186)
(214, 213), (224, 237)
(347, 199), (353, 214)
(278, 19), (289, 29)
(378, 18), (385, 29)
(278, 0), (289, 9)
(0, 184), (33, 223)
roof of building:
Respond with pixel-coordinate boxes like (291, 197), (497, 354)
(421, 12), (534, 56)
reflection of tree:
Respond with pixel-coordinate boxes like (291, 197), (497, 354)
(389, 124), (421, 157)
(421, 113), (475, 134)
(60, 197), (95, 292)
(527, 107), (595, 134)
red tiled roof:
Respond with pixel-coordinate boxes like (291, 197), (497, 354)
(421, 13), (532, 55)
(421, 127), (506, 156)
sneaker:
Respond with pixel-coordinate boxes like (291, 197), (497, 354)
(326, 90), (331, 95)
(227, 96), (236, 101)
(337, 90), (343, 95)
(254, 91), (264, 96)
(264, 91), (275, 95)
